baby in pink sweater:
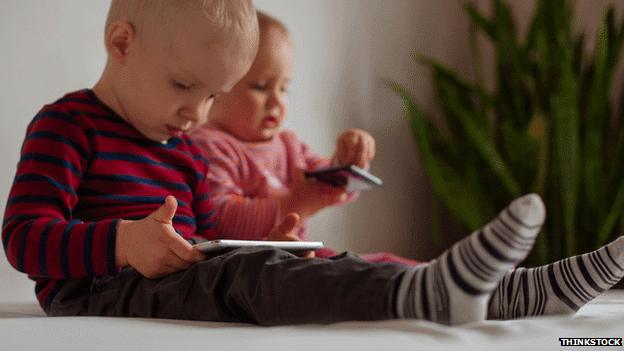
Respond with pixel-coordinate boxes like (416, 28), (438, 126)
(191, 11), (416, 264)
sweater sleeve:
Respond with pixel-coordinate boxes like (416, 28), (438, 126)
(191, 167), (218, 240)
(292, 133), (333, 171)
(2, 111), (119, 279)
(194, 133), (280, 240)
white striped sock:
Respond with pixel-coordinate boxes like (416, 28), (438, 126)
(488, 236), (624, 319)
(396, 194), (545, 325)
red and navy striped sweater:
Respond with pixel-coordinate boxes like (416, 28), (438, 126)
(2, 90), (217, 310)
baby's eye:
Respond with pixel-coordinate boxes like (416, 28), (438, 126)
(172, 80), (192, 91)
(251, 82), (268, 91)
(280, 85), (290, 94)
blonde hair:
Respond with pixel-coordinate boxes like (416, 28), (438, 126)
(106, 0), (258, 45)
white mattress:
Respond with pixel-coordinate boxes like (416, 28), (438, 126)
(1, 290), (623, 351)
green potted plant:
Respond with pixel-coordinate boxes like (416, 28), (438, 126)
(392, 0), (624, 265)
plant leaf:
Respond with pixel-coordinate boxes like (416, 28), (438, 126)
(437, 78), (521, 197)
(389, 82), (486, 229)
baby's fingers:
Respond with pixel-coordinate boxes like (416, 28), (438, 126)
(268, 213), (301, 241)
(166, 249), (195, 270)
(168, 234), (206, 263)
(320, 187), (348, 205)
(353, 137), (368, 168)
(299, 250), (315, 258)
(338, 135), (356, 165)
(145, 247), (199, 278)
(363, 136), (375, 166)
(290, 168), (308, 188)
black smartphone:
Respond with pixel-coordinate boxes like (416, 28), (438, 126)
(304, 165), (383, 191)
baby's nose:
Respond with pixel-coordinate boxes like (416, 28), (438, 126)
(266, 93), (284, 110)
(180, 101), (212, 122)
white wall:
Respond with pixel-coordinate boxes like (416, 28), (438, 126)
(255, 0), (477, 259)
(1, 0), (622, 302)
(0, 0), (110, 301)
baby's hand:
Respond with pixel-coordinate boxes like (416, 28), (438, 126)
(335, 129), (375, 169)
(267, 213), (302, 242)
(267, 213), (314, 258)
(115, 196), (206, 278)
(280, 169), (348, 220)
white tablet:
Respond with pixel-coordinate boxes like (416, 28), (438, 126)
(193, 239), (325, 253)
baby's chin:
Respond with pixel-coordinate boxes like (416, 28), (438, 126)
(220, 124), (278, 142)
(246, 128), (279, 142)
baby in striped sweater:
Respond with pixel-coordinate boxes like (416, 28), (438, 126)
(191, 11), (416, 264)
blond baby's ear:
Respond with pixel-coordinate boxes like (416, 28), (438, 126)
(104, 21), (136, 64)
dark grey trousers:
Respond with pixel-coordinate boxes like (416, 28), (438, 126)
(47, 247), (407, 325)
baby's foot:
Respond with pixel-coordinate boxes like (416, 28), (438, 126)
(489, 236), (624, 319)
(397, 194), (545, 325)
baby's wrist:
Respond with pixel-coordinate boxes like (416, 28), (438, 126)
(277, 192), (294, 219)
(279, 193), (311, 221)
(115, 220), (131, 268)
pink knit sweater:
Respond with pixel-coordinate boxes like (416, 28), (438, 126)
(191, 125), (331, 240)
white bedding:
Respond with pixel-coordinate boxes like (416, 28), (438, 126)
(1, 290), (623, 351)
